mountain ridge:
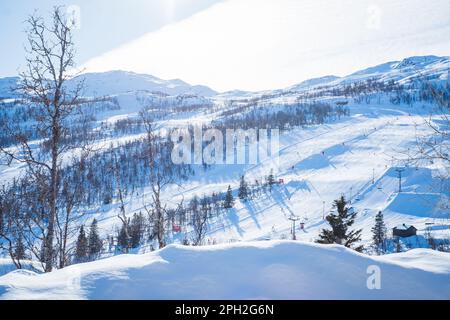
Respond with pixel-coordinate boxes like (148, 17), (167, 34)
(0, 55), (448, 99)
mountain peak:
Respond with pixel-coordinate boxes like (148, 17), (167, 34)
(71, 70), (217, 97)
(392, 55), (446, 69)
(289, 75), (340, 91)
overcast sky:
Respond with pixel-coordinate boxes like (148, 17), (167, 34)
(1, 0), (449, 92)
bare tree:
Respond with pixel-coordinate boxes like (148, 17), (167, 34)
(55, 159), (85, 268)
(140, 109), (175, 249)
(398, 75), (449, 167)
(191, 196), (209, 246)
(0, 186), (25, 269)
(0, 7), (86, 272)
(112, 150), (131, 253)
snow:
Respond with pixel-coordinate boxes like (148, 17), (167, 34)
(29, 99), (445, 248)
(0, 241), (448, 300)
(395, 224), (415, 231)
(67, 70), (217, 97)
(0, 55), (449, 299)
(0, 259), (42, 277)
(0, 76), (19, 98)
(288, 75), (341, 91)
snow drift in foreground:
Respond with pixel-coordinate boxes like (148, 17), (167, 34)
(0, 241), (449, 300)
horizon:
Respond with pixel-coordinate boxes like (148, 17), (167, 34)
(0, 0), (449, 91)
(2, 54), (449, 94)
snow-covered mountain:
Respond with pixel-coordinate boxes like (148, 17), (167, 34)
(1, 55), (447, 101)
(217, 55), (449, 99)
(0, 71), (217, 100)
(0, 77), (19, 99)
(343, 55), (449, 84)
(69, 70), (217, 97)
(284, 55), (449, 93)
(288, 75), (341, 91)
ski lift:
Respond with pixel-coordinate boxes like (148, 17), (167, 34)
(278, 178), (285, 184)
(172, 224), (182, 233)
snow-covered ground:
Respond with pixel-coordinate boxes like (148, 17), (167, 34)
(0, 241), (448, 299)
(77, 102), (449, 249)
(0, 55), (448, 299)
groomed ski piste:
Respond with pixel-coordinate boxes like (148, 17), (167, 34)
(0, 55), (449, 299)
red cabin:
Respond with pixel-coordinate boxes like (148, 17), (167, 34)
(172, 224), (181, 233)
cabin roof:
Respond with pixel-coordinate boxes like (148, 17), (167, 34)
(394, 223), (416, 231)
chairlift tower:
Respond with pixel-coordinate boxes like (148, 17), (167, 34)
(288, 214), (301, 240)
(395, 168), (405, 193)
(322, 201), (326, 220)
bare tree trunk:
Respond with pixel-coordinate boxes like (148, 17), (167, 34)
(0, 7), (86, 272)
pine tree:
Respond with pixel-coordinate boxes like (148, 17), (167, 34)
(316, 196), (363, 252)
(130, 212), (145, 249)
(88, 219), (103, 260)
(371, 211), (387, 254)
(238, 175), (249, 201)
(117, 224), (130, 253)
(267, 169), (276, 191)
(224, 185), (234, 209)
(75, 225), (88, 263)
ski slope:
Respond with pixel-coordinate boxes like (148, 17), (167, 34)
(77, 100), (448, 249)
(0, 58), (448, 250)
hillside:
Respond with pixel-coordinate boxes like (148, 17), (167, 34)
(0, 55), (449, 300)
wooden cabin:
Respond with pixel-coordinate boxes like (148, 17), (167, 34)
(393, 224), (417, 238)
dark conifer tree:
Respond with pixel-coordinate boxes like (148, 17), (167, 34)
(267, 169), (276, 191)
(117, 224), (130, 253)
(371, 211), (387, 254)
(238, 175), (249, 201)
(129, 212), (145, 249)
(224, 185), (234, 209)
(75, 226), (88, 263)
(88, 219), (103, 259)
(316, 196), (363, 252)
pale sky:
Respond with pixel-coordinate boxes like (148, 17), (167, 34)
(0, 0), (222, 76)
(1, 0), (450, 92)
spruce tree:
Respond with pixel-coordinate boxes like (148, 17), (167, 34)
(224, 185), (234, 209)
(316, 196), (363, 252)
(75, 225), (88, 263)
(117, 224), (130, 253)
(371, 211), (387, 255)
(267, 169), (276, 191)
(238, 175), (249, 200)
(130, 212), (145, 249)
(88, 219), (103, 260)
